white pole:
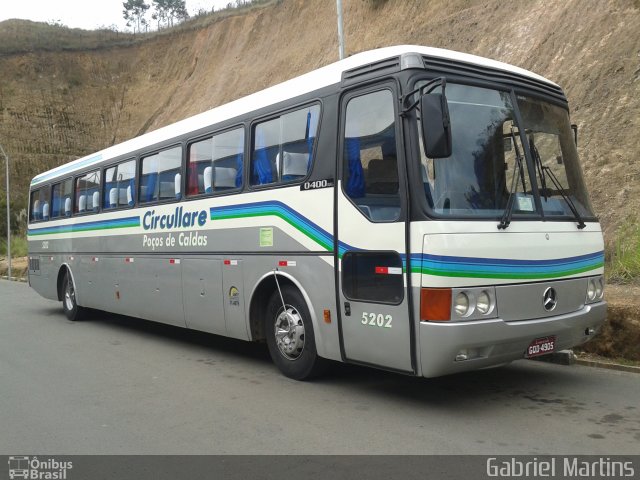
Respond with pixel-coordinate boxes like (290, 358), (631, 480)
(0, 144), (10, 281)
(336, 0), (345, 60)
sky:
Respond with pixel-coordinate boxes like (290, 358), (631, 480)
(0, 0), (235, 31)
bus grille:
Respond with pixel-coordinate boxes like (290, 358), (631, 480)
(29, 257), (40, 272)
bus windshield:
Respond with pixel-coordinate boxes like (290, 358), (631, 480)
(517, 95), (594, 218)
(417, 83), (594, 220)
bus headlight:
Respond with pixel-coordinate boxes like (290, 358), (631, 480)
(586, 278), (596, 301)
(454, 292), (470, 317)
(476, 290), (494, 315)
(595, 277), (604, 300)
(451, 287), (497, 320)
(422, 287), (498, 322)
(585, 275), (604, 303)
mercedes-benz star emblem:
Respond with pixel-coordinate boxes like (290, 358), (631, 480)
(543, 287), (558, 312)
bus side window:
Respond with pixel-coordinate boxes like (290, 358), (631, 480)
(343, 90), (400, 222)
(252, 118), (277, 185)
(104, 166), (117, 209)
(51, 178), (72, 219)
(75, 170), (101, 214)
(29, 187), (49, 222)
(251, 104), (320, 187)
(187, 127), (244, 197)
(104, 160), (135, 209)
(29, 190), (40, 222)
(51, 183), (62, 218)
(140, 146), (182, 203)
(187, 137), (213, 196)
(212, 128), (244, 191)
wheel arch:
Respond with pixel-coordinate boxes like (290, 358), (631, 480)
(248, 271), (321, 351)
(56, 263), (77, 303)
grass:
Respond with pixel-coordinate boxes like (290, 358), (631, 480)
(0, 19), (135, 55)
(605, 217), (640, 284)
(0, 1), (279, 56)
(0, 234), (27, 258)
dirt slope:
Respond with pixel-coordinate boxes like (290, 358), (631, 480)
(1, 0), (639, 241)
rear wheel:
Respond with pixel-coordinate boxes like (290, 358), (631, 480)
(62, 271), (87, 321)
(265, 285), (327, 380)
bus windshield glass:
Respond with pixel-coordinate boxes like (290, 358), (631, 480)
(418, 83), (536, 217)
(417, 83), (594, 220)
(516, 95), (594, 218)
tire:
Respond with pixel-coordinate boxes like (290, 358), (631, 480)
(62, 271), (87, 321)
(265, 285), (327, 380)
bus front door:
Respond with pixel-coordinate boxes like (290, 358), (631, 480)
(336, 86), (413, 373)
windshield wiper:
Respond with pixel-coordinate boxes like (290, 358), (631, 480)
(530, 139), (548, 201)
(541, 165), (586, 229)
(498, 125), (526, 230)
(498, 192), (516, 230)
(529, 136), (585, 229)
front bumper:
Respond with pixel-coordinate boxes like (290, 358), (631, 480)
(419, 301), (606, 378)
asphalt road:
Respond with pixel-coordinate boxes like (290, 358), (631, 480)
(1, 280), (639, 455)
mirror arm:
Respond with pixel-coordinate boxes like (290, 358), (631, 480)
(400, 76), (447, 117)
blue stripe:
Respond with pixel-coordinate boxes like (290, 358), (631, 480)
(406, 251), (604, 277)
(211, 201), (603, 274)
(28, 197), (601, 279)
(413, 251), (604, 267)
(422, 259), (602, 274)
(211, 200), (343, 252)
(27, 216), (139, 235)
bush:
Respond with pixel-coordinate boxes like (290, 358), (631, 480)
(0, 234), (28, 257)
(606, 217), (640, 283)
(0, 198), (25, 239)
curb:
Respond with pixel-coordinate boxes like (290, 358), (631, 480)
(532, 349), (640, 374)
(574, 358), (640, 374)
(0, 276), (27, 283)
(530, 349), (576, 366)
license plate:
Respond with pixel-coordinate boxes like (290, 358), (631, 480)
(525, 336), (556, 358)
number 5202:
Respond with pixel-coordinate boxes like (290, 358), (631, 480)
(361, 312), (392, 328)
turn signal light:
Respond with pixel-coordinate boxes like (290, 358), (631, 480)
(421, 288), (452, 322)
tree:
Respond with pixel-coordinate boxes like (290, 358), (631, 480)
(151, 0), (189, 29)
(122, 0), (150, 34)
(151, 0), (169, 29)
(168, 0), (189, 26)
(151, 0), (188, 29)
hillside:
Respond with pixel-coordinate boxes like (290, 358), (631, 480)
(0, 19), (134, 54)
(1, 0), (639, 258)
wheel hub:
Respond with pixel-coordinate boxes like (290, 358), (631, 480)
(64, 279), (75, 311)
(274, 305), (305, 360)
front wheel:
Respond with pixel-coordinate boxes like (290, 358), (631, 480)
(62, 271), (87, 321)
(265, 285), (327, 380)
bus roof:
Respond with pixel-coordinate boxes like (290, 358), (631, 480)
(31, 45), (558, 187)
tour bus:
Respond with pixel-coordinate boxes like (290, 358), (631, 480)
(27, 45), (606, 379)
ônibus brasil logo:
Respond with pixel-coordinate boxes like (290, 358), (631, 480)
(8, 456), (72, 479)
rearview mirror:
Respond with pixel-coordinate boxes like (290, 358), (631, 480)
(421, 93), (452, 158)
(571, 124), (578, 146)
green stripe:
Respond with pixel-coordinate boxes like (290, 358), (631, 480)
(413, 262), (604, 279)
(212, 211), (334, 251)
(28, 221), (139, 236)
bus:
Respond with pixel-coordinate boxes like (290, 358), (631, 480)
(26, 45), (606, 380)
(8, 456), (30, 480)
